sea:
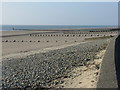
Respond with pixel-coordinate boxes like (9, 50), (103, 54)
(0, 25), (118, 31)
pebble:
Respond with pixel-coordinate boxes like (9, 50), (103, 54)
(79, 82), (82, 84)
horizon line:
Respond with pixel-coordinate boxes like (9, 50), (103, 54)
(1, 24), (118, 26)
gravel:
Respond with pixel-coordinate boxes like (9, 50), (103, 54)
(2, 39), (109, 88)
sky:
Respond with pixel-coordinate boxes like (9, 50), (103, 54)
(1, 0), (120, 2)
(1, 2), (118, 25)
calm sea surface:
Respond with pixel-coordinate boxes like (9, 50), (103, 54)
(1, 25), (117, 31)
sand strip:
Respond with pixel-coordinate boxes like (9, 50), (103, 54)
(2, 41), (89, 60)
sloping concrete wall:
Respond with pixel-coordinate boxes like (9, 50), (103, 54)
(97, 36), (118, 88)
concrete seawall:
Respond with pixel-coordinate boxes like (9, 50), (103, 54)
(97, 35), (120, 88)
(115, 35), (120, 88)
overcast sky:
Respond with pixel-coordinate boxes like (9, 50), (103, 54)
(1, 2), (118, 25)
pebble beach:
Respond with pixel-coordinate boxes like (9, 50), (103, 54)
(2, 38), (110, 88)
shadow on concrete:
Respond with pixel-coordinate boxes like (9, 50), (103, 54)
(115, 35), (120, 88)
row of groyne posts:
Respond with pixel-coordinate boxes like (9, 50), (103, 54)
(2, 40), (78, 43)
(29, 31), (117, 37)
(2, 31), (118, 43)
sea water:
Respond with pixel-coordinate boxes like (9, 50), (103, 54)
(1, 25), (117, 31)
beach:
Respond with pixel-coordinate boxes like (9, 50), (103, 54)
(1, 30), (118, 88)
(2, 1), (119, 88)
(2, 30), (117, 56)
